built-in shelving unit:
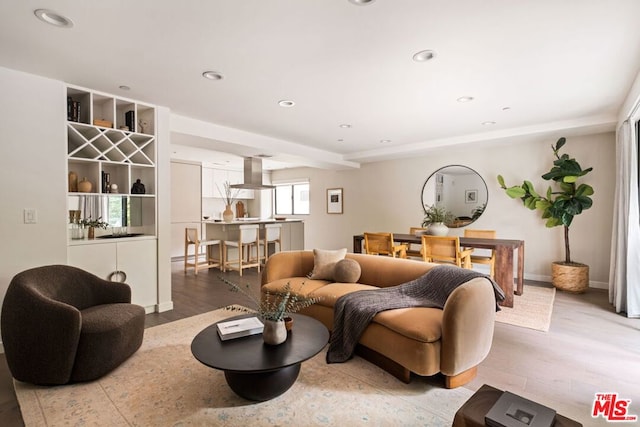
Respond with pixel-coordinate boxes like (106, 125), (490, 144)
(65, 85), (158, 312)
(66, 85), (157, 239)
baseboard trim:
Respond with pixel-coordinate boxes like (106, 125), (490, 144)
(157, 301), (174, 313)
(524, 273), (607, 290)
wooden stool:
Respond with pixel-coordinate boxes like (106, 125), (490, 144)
(184, 228), (222, 275)
(222, 224), (260, 277)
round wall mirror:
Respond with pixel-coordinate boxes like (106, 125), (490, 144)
(421, 165), (488, 228)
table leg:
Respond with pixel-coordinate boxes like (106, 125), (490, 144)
(494, 246), (514, 308)
(515, 241), (524, 295)
(353, 236), (363, 253)
(224, 363), (301, 401)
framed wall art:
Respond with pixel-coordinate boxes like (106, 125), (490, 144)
(326, 188), (343, 214)
(465, 189), (478, 203)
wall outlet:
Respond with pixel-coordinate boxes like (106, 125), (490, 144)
(23, 208), (37, 224)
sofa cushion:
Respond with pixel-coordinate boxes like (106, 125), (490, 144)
(261, 277), (330, 297)
(310, 282), (380, 307)
(334, 258), (361, 283)
(372, 307), (443, 343)
(308, 248), (347, 280)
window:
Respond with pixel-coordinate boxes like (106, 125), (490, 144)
(275, 181), (309, 215)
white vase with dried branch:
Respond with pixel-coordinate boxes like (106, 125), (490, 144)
(217, 181), (240, 223)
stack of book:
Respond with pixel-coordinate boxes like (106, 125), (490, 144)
(125, 110), (135, 132)
(216, 317), (264, 341)
(67, 97), (80, 122)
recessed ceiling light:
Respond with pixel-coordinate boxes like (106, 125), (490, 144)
(380, 139), (392, 143)
(202, 71), (223, 80)
(34, 9), (73, 28)
(118, 85), (130, 91)
(278, 100), (295, 107)
(348, 0), (376, 5)
(412, 50), (437, 62)
(482, 121), (496, 126)
(339, 124), (352, 128)
(457, 96), (474, 103)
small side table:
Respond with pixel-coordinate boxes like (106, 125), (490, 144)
(453, 384), (582, 427)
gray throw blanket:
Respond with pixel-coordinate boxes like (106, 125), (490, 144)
(326, 265), (505, 363)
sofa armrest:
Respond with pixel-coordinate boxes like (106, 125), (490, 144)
(439, 277), (496, 376)
(87, 275), (132, 304)
(261, 251), (315, 286)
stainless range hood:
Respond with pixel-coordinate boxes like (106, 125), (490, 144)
(229, 157), (275, 190)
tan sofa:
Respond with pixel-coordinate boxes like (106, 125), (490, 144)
(261, 250), (498, 388)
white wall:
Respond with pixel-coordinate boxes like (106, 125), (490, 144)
(272, 132), (615, 287)
(0, 67), (68, 312)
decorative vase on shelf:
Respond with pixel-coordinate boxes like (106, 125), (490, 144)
(78, 177), (92, 193)
(87, 226), (95, 240)
(427, 222), (449, 236)
(71, 223), (84, 240)
(68, 171), (78, 192)
(262, 319), (287, 345)
(223, 204), (234, 223)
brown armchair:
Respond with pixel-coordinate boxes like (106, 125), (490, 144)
(1, 265), (145, 385)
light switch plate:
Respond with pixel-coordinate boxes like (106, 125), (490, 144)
(24, 208), (37, 224)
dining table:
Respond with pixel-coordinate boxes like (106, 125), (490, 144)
(353, 233), (524, 308)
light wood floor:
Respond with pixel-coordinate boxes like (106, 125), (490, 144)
(1, 261), (638, 426)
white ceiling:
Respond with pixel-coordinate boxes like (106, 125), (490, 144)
(2, 1), (639, 169)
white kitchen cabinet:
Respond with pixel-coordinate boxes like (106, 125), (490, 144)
(201, 167), (216, 198)
(204, 167), (254, 199)
(280, 221), (304, 250)
(68, 239), (157, 312)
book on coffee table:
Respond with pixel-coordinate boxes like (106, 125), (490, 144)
(485, 391), (556, 427)
(217, 317), (264, 341)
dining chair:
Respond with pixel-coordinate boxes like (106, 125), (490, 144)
(420, 235), (473, 268)
(222, 224), (261, 276)
(406, 227), (428, 258)
(463, 229), (496, 278)
(364, 232), (407, 258)
(184, 227), (223, 275)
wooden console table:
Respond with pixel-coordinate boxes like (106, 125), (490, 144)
(353, 234), (524, 308)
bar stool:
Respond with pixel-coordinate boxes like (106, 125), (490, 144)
(184, 228), (222, 275)
(258, 223), (282, 265)
(222, 224), (261, 276)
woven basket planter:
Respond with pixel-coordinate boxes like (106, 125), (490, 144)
(551, 262), (589, 293)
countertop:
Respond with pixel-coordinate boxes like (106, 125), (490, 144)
(203, 218), (303, 225)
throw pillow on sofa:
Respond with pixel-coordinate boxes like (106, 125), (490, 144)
(334, 259), (361, 283)
(308, 248), (347, 280)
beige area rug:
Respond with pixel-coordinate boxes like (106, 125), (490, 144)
(495, 285), (556, 332)
(15, 308), (474, 426)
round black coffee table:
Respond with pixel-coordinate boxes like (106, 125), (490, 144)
(191, 313), (329, 401)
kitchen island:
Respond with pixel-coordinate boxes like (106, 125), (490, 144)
(204, 219), (304, 253)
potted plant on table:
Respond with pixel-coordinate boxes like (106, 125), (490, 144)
(497, 137), (594, 293)
(422, 204), (454, 236)
(219, 276), (322, 345)
(217, 181), (240, 223)
(79, 216), (109, 239)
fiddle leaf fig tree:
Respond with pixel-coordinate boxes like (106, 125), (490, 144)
(497, 137), (594, 265)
